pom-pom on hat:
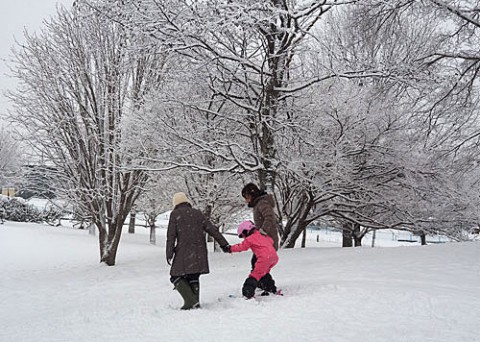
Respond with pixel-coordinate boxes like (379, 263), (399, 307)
(172, 192), (190, 208)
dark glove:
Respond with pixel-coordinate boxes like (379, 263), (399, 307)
(166, 257), (172, 266)
(221, 245), (231, 253)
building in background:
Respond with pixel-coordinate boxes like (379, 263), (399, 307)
(0, 164), (57, 199)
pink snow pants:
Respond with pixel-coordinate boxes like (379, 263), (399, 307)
(249, 254), (279, 281)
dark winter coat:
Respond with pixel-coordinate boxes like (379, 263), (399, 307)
(166, 202), (229, 277)
(252, 193), (279, 250)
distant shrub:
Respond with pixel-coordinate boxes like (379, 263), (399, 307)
(0, 195), (62, 224)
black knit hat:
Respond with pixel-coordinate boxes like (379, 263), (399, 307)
(241, 183), (262, 198)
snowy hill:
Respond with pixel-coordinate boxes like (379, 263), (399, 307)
(0, 222), (479, 342)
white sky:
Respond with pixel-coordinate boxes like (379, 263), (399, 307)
(0, 0), (73, 122)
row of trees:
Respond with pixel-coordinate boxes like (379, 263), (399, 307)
(5, 0), (480, 265)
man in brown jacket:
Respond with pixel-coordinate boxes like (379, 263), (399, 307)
(241, 183), (280, 295)
(166, 192), (230, 309)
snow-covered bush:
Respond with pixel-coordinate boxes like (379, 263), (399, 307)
(0, 195), (62, 224)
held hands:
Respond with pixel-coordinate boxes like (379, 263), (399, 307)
(221, 244), (231, 253)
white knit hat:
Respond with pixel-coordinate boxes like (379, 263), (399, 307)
(172, 192), (190, 208)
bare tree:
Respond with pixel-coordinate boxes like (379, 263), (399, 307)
(91, 0), (480, 248)
(8, 4), (167, 265)
(98, 0), (381, 248)
(274, 2), (480, 246)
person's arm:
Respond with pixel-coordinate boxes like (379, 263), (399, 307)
(166, 216), (176, 265)
(257, 201), (276, 234)
(203, 217), (229, 248)
(230, 238), (252, 253)
(257, 200), (279, 250)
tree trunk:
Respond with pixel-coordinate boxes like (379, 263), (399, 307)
(301, 226), (307, 248)
(353, 223), (362, 247)
(128, 209), (136, 234)
(281, 191), (313, 248)
(88, 222), (95, 236)
(342, 222), (353, 247)
(420, 233), (427, 245)
(145, 214), (156, 245)
(284, 219), (309, 248)
(98, 211), (127, 266)
(149, 225), (156, 245)
(353, 235), (362, 247)
(100, 225), (123, 266)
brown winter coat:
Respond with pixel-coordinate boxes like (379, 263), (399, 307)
(252, 193), (279, 250)
(166, 202), (229, 277)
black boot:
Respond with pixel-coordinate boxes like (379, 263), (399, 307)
(174, 278), (199, 310)
(189, 279), (200, 308)
(258, 273), (277, 295)
(242, 277), (258, 299)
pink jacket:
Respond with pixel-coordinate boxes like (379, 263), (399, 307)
(230, 230), (277, 260)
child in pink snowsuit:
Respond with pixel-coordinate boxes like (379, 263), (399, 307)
(228, 220), (279, 298)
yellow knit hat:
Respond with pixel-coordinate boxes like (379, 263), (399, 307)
(172, 192), (190, 208)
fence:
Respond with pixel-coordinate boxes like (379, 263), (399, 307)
(306, 227), (449, 247)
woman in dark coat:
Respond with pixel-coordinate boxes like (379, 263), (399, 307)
(241, 183), (280, 295)
(166, 192), (229, 309)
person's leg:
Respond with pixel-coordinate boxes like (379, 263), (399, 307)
(258, 273), (277, 295)
(250, 253), (257, 270)
(185, 274), (200, 306)
(247, 255), (279, 297)
(171, 276), (199, 310)
(257, 255), (279, 294)
(244, 259), (271, 298)
(247, 258), (270, 296)
(242, 277), (258, 299)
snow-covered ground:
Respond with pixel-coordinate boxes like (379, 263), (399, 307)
(1, 221), (479, 342)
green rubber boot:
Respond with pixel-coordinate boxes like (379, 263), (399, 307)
(174, 278), (199, 310)
(189, 280), (200, 308)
